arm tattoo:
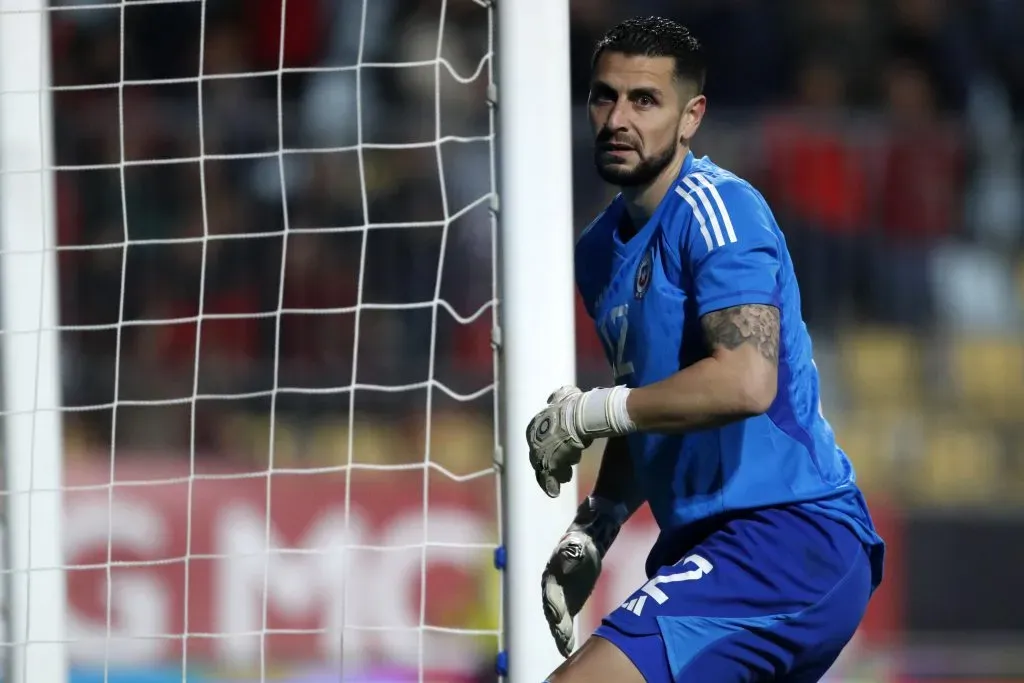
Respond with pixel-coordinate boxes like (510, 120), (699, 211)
(701, 304), (780, 364)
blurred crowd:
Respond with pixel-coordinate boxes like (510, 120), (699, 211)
(47, 0), (1024, 485)
(568, 0), (1024, 333)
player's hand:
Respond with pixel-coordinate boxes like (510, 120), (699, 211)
(542, 497), (628, 657)
(526, 386), (591, 498)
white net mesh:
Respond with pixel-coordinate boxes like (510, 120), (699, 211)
(3, 0), (504, 680)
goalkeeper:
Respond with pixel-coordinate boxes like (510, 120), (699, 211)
(525, 17), (885, 683)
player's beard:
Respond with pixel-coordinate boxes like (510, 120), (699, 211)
(594, 141), (676, 188)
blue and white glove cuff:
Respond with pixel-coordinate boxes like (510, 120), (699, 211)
(577, 386), (636, 438)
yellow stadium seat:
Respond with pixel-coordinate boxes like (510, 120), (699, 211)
(950, 337), (1024, 421)
(272, 419), (302, 466)
(218, 413), (299, 468)
(428, 410), (493, 477)
(63, 416), (91, 461)
(307, 422), (351, 466)
(912, 421), (1002, 504)
(354, 419), (406, 465)
(838, 327), (922, 410)
(308, 418), (404, 467)
(831, 408), (908, 496)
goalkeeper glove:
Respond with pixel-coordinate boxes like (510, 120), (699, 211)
(542, 495), (630, 657)
(526, 385), (635, 497)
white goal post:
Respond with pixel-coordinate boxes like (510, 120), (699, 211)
(0, 0), (576, 681)
(496, 0), (578, 681)
(0, 2), (67, 683)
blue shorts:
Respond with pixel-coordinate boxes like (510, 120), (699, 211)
(593, 504), (877, 683)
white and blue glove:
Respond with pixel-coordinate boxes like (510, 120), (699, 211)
(526, 385), (635, 497)
(542, 496), (630, 657)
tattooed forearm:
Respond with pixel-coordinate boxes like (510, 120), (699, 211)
(701, 304), (780, 364)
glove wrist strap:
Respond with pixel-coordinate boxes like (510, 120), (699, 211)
(584, 495), (630, 526)
(576, 386), (636, 438)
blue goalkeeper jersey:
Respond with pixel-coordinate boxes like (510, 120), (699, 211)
(576, 152), (884, 580)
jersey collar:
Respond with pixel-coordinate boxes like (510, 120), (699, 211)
(680, 150), (694, 179)
(611, 150), (695, 253)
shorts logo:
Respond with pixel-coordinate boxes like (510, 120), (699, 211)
(619, 553), (713, 616)
(634, 248), (653, 299)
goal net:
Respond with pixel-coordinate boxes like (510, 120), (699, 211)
(4, 0), (505, 680)
(1, 0), (601, 681)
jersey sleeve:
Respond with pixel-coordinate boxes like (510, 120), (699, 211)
(678, 176), (782, 317)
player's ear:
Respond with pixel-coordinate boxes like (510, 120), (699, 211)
(679, 94), (706, 144)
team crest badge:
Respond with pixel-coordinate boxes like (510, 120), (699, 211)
(634, 248), (653, 299)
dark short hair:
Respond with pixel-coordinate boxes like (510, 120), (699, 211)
(592, 17), (706, 94)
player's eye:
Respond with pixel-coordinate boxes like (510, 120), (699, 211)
(634, 94), (655, 108)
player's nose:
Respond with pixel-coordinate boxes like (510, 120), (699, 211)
(605, 102), (630, 131)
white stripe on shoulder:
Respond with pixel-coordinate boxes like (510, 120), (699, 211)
(690, 173), (737, 244)
(681, 176), (726, 247)
(674, 185), (713, 251)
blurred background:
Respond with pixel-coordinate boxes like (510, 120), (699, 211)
(16, 0), (1024, 680)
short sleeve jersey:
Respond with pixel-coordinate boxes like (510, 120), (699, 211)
(575, 152), (884, 576)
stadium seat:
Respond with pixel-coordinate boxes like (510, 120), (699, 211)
(308, 418), (403, 467)
(272, 418), (302, 466)
(913, 420), (1003, 504)
(63, 416), (91, 461)
(837, 327), (923, 410)
(830, 408), (904, 496)
(428, 411), (493, 477)
(220, 413), (301, 468)
(307, 422), (351, 466)
(950, 336), (1024, 421)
